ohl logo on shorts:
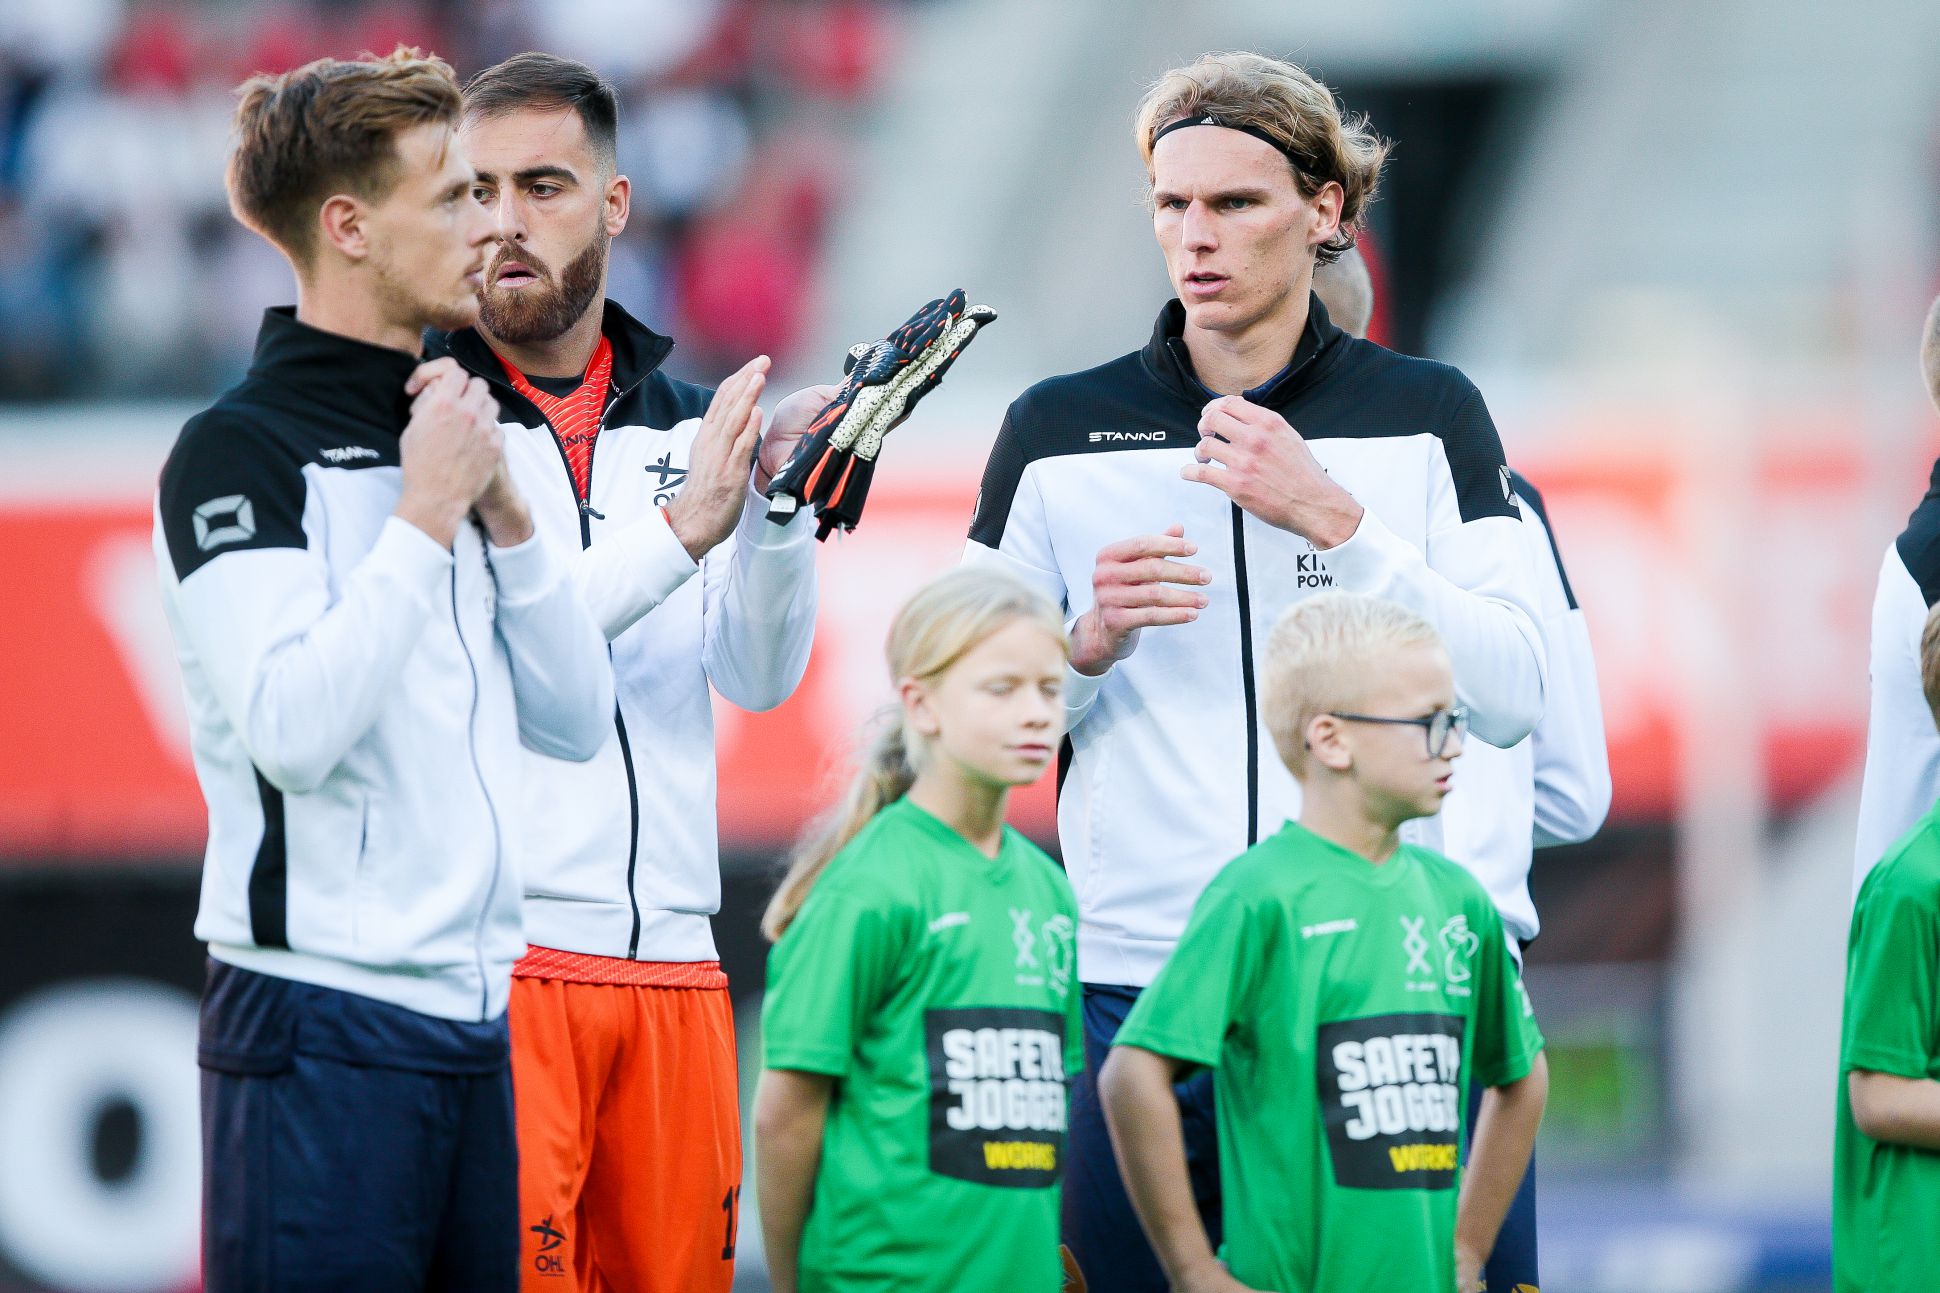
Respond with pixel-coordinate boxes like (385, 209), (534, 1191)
(924, 1006), (1068, 1188)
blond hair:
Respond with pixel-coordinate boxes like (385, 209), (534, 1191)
(1133, 52), (1390, 265)
(1313, 244), (1373, 338)
(1920, 602), (1940, 733)
(227, 46), (463, 265)
(1921, 294), (1940, 413)
(1261, 592), (1445, 775)
(761, 569), (1068, 940)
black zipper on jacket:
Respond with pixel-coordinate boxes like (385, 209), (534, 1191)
(470, 360), (658, 961)
(451, 564), (504, 1021)
(524, 381), (647, 959)
(1230, 503), (1260, 848)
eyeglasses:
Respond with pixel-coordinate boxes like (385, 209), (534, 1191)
(1326, 706), (1469, 758)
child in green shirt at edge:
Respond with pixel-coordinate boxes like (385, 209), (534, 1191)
(1835, 600), (1940, 1292)
(1100, 591), (1549, 1293)
(755, 569), (1084, 1293)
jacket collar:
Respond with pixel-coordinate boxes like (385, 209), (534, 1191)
(429, 298), (675, 403)
(247, 307), (422, 431)
(1140, 291), (1344, 407)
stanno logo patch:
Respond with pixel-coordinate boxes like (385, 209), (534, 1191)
(1088, 431), (1170, 443)
(320, 445), (380, 464)
(925, 1007), (1068, 1188)
(192, 495), (256, 551)
(1316, 1013), (1464, 1190)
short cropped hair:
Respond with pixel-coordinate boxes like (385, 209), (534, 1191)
(1312, 244), (1373, 338)
(1921, 294), (1940, 414)
(1134, 52), (1390, 265)
(1920, 602), (1940, 732)
(1261, 591), (1445, 775)
(227, 46), (462, 265)
(462, 52), (619, 171)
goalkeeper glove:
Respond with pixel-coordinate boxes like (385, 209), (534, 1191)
(764, 288), (996, 539)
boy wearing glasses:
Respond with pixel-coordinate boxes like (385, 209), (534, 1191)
(1099, 592), (1547, 1293)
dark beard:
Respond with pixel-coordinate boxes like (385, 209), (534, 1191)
(479, 234), (607, 344)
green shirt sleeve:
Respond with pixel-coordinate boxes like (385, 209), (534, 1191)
(762, 882), (912, 1077)
(1466, 896), (1544, 1089)
(1842, 868), (1940, 1080)
(1115, 884), (1257, 1068)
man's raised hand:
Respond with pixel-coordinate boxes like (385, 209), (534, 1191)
(1068, 525), (1211, 677)
(396, 358), (505, 549)
(1182, 395), (1363, 548)
(757, 383), (842, 495)
(667, 355), (769, 561)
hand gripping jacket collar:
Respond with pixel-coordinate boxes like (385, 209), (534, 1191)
(764, 288), (996, 539)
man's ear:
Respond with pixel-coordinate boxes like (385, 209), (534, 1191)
(1306, 712), (1353, 772)
(900, 676), (940, 740)
(603, 173), (631, 239)
(1305, 180), (1344, 252)
(317, 193), (371, 263)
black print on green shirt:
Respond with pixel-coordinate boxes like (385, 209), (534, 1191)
(924, 1007), (1068, 1188)
(1316, 1013), (1464, 1190)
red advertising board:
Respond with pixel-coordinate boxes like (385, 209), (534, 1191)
(0, 431), (1908, 860)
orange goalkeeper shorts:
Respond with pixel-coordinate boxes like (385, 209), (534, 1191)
(509, 966), (742, 1293)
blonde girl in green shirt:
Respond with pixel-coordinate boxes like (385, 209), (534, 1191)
(755, 569), (1084, 1293)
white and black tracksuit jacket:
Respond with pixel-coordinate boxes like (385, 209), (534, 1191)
(1438, 470), (1611, 950)
(965, 296), (1548, 986)
(428, 302), (817, 965)
(1855, 457), (1940, 886)
(154, 309), (614, 1022)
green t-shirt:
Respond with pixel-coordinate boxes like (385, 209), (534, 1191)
(1115, 820), (1544, 1293)
(761, 797), (1083, 1292)
(1835, 806), (1940, 1292)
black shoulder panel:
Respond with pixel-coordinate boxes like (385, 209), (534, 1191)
(621, 371), (714, 432)
(1268, 342), (1517, 525)
(968, 355), (1198, 547)
(1437, 382), (1518, 525)
(159, 403), (311, 581)
(1507, 468), (1578, 610)
(1897, 455), (1940, 608)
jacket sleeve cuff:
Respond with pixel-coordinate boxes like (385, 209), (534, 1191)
(1064, 662), (1107, 714)
(574, 508), (702, 642)
(1314, 507), (1414, 593)
(375, 515), (456, 606)
(629, 507), (703, 595)
(737, 481), (813, 551)
(485, 529), (564, 607)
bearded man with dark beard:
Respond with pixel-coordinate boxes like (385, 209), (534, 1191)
(425, 53), (832, 1293)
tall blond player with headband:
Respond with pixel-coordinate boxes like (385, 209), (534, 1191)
(965, 52), (1548, 1291)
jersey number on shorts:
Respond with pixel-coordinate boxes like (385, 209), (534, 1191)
(720, 1185), (740, 1261)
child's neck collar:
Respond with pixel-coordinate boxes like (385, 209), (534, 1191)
(1297, 801), (1403, 866)
(905, 769), (1008, 859)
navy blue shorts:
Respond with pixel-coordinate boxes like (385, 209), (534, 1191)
(1064, 983), (1221, 1293)
(198, 960), (518, 1293)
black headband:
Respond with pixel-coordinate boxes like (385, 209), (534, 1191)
(1152, 113), (1333, 186)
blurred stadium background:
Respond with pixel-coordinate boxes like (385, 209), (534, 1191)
(3, 0), (1938, 1289)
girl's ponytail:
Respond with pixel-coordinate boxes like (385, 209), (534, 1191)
(761, 567), (1068, 941)
(762, 714), (916, 940)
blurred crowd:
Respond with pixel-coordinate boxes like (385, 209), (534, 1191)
(0, 0), (902, 401)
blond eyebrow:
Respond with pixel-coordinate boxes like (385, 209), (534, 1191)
(1154, 185), (1277, 205)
